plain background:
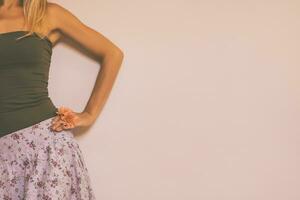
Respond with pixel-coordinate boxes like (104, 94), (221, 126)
(50, 0), (300, 199)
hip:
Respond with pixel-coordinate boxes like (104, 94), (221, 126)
(0, 116), (77, 157)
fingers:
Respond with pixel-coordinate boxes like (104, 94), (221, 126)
(50, 117), (76, 132)
(50, 106), (77, 133)
(54, 125), (63, 132)
(50, 116), (60, 127)
(50, 119), (64, 132)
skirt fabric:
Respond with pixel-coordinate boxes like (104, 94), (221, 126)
(0, 116), (96, 200)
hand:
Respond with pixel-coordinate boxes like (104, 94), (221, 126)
(50, 106), (95, 132)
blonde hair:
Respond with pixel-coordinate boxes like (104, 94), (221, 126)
(16, 0), (49, 41)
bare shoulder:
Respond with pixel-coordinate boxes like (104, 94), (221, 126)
(44, 2), (72, 43)
(46, 2), (85, 33)
(45, 2), (123, 56)
(45, 2), (66, 29)
(44, 2), (90, 45)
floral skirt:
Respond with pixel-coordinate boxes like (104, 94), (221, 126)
(0, 116), (96, 200)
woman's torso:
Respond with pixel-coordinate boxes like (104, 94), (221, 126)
(0, 31), (58, 137)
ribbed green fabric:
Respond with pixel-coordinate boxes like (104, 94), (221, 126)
(0, 31), (58, 137)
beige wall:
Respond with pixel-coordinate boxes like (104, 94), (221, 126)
(51, 0), (300, 199)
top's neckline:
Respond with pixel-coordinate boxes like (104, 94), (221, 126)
(0, 30), (53, 48)
(0, 30), (28, 36)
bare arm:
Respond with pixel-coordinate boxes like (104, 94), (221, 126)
(48, 2), (124, 128)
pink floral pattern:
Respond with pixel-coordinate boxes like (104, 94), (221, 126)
(0, 116), (96, 199)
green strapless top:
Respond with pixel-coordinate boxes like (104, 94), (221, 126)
(0, 31), (58, 137)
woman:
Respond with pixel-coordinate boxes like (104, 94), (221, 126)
(0, 0), (124, 199)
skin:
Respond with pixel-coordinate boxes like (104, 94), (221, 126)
(0, 0), (124, 132)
